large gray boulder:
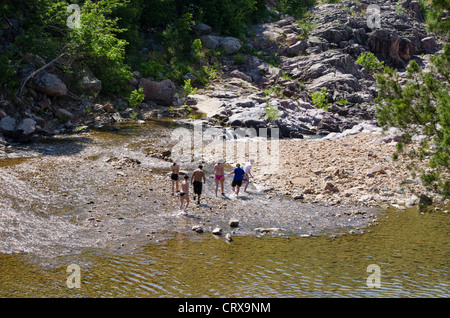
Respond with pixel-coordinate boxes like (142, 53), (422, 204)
(139, 78), (175, 106)
(33, 72), (67, 96)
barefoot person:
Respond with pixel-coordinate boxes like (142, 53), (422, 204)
(191, 165), (206, 204)
(213, 160), (225, 196)
(243, 159), (254, 192)
(229, 163), (246, 196)
(171, 162), (180, 195)
(179, 175), (190, 214)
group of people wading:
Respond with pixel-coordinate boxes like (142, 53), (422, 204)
(170, 160), (254, 214)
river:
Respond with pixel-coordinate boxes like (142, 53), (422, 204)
(0, 121), (448, 298)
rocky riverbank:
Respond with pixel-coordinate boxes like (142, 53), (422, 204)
(252, 128), (449, 209)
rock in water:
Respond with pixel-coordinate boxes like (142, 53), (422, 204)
(192, 225), (204, 233)
(225, 233), (233, 242)
(212, 227), (223, 235)
(229, 219), (239, 227)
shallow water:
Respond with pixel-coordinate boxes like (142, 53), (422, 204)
(1, 206), (448, 298)
(0, 121), (448, 298)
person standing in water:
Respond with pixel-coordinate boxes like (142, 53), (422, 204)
(179, 175), (190, 214)
(213, 160), (225, 197)
(243, 159), (254, 192)
(191, 165), (206, 204)
(229, 163), (247, 196)
(171, 162), (180, 195)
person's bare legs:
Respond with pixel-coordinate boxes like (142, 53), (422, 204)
(236, 185), (241, 196)
(180, 195), (184, 210)
(215, 177), (219, 197)
(220, 177), (224, 195)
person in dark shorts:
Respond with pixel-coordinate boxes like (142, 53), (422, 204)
(229, 163), (247, 196)
(171, 162), (180, 195)
(191, 165), (206, 204)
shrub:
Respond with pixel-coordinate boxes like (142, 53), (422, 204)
(311, 87), (329, 110)
(128, 88), (145, 108)
(183, 79), (197, 96)
(265, 104), (282, 122)
(356, 52), (385, 75)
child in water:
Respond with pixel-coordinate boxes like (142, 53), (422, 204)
(179, 175), (190, 214)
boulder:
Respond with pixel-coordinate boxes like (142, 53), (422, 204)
(421, 37), (437, 54)
(200, 35), (222, 50)
(0, 116), (16, 137)
(140, 78), (175, 106)
(15, 118), (36, 142)
(220, 37), (241, 54)
(195, 23), (212, 35)
(79, 70), (102, 95)
(229, 218), (239, 227)
(212, 227), (223, 235)
(55, 108), (74, 120)
(368, 29), (400, 60)
(33, 72), (67, 96)
(399, 38), (416, 60)
(191, 225), (204, 234)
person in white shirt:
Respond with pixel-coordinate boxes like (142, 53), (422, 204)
(243, 159), (254, 192)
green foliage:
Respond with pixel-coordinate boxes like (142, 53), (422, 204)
(311, 87), (329, 111)
(183, 79), (197, 96)
(139, 52), (167, 80)
(192, 0), (267, 37)
(265, 104), (282, 122)
(356, 52), (386, 75)
(0, 53), (17, 86)
(192, 39), (203, 60)
(277, 0), (316, 19)
(128, 88), (145, 108)
(337, 98), (348, 106)
(233, 54), (246, 65)
(297, 18), (317, 40)
(161, 12), (195, 61)
(375, 0), (450, 199)
(376, 52), (450, 198)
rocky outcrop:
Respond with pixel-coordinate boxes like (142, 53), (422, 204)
(184, 0), (440, 139)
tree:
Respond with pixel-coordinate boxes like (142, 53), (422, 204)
(375, 1), (449, 199)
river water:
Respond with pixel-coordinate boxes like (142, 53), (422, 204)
(0, 121), (448, 298)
